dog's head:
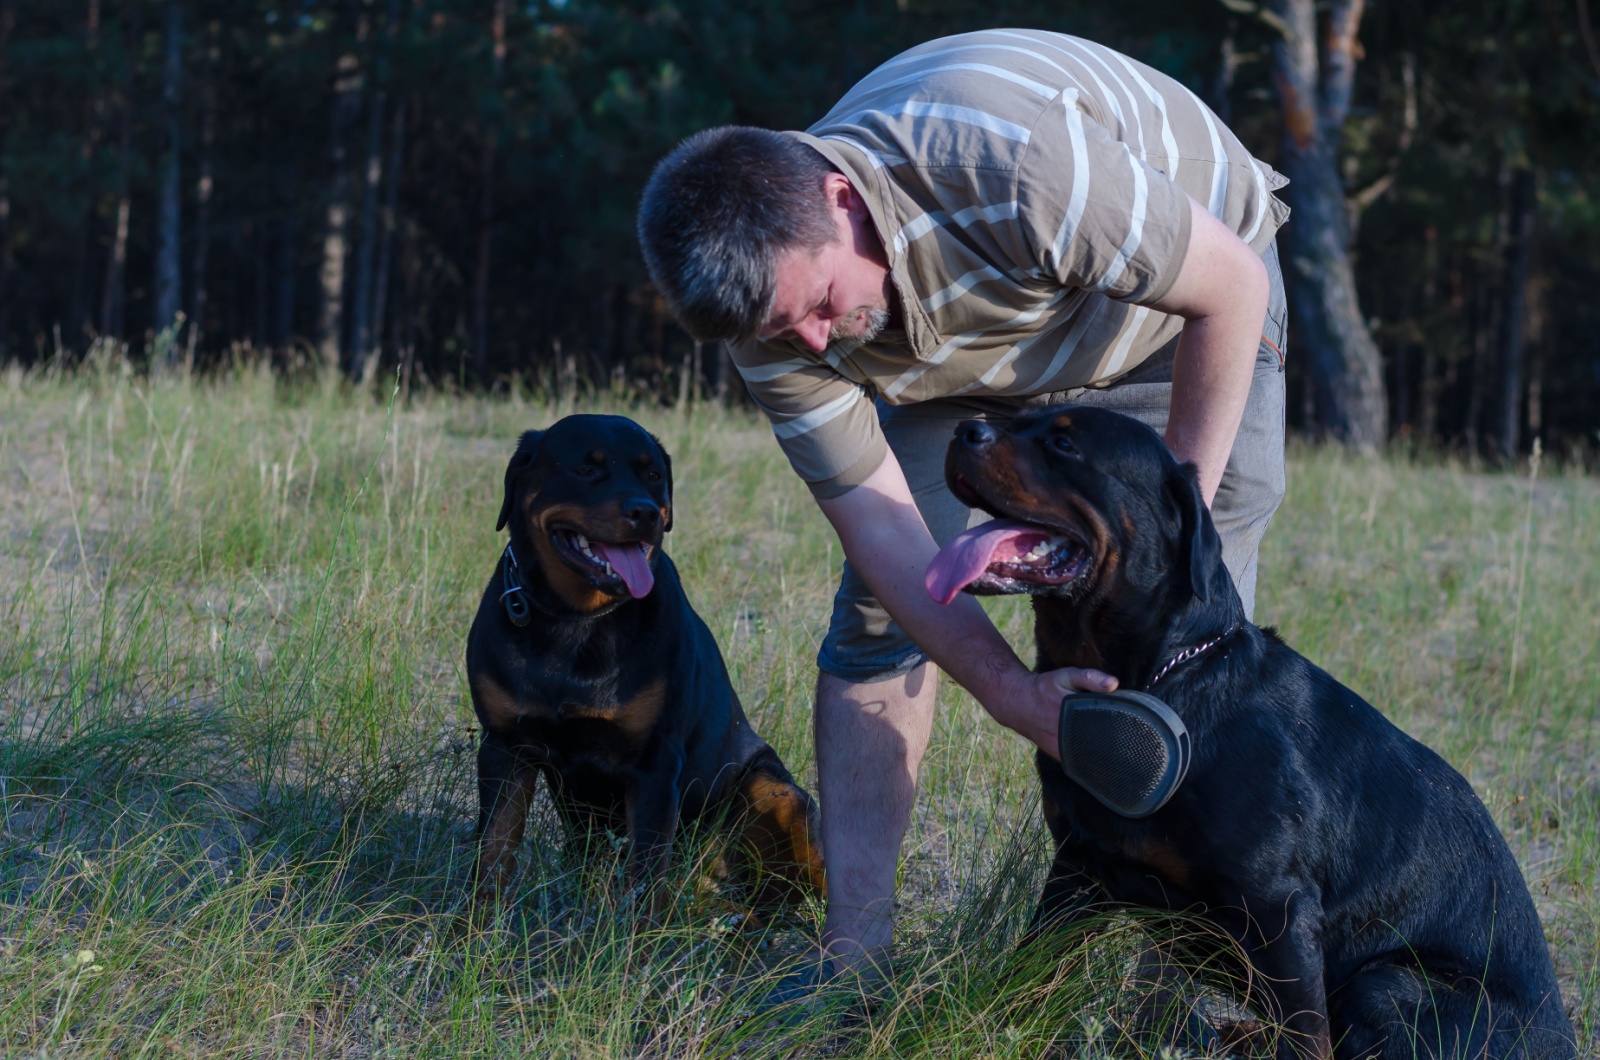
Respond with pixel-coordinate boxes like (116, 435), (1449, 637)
(926, 405), (1229, 617)
(497, 414), (674, 614)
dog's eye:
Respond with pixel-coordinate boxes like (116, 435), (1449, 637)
(572, 464), (597, 478)
(1052, 435), (1076, 454)
(645, 470), (663, 482)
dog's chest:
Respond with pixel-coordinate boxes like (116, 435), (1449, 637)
(1050, 788), (1208, 909)
(474, 645), (670, 759)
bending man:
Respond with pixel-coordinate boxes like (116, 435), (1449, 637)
(637, 29), (1289, 981)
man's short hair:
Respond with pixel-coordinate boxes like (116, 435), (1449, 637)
(637, 126), (838, 343)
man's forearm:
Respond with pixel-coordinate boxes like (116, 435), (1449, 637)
(814, 454), (1111, 754)
(823, 478), (1026, 708)
(1155, 196), (1272, 504)
(1166, 311), (1260, 504)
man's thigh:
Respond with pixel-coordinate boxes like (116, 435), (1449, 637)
(1065, 339), (1284, 618)
(816, 401), (998, 682)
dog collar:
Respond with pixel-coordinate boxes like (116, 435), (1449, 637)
(499, 542), (631, 624)
(1145, 626), (1241, 690)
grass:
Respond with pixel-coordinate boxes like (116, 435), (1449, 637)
(0, 357), (1595, 1057)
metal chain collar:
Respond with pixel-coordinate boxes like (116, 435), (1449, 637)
(1145, 626), (1241, 690)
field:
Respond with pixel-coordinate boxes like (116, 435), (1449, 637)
(1, 361), (1596, 1057)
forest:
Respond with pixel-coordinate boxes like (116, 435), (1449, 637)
(3, 0), (1597, 457)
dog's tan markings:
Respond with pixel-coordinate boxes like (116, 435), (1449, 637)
(475, 767), (538, 894)
(611, 678), (667, 743)
(528, 506), (614, 614)
(1129, 837), (1196, 891)
(1051, 414), (1074, 430)
(472, 673), (535, 730)
(1035, 610), (1104, 672)
(734, 772), (827, 906)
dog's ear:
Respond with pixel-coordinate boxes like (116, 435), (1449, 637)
(1166, 461), (1219, 603)
(651, 431), (675, 533)
(497, 429), (545, 532)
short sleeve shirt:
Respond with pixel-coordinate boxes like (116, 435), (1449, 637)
(730, 29), (1290, 497)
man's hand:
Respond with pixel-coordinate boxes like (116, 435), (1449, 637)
(990, 665), (1121, 760)
(816, 451), (1117, 757)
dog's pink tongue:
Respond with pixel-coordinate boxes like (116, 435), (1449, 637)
(925, 520), (1045, 605)
(594, 542), (655, 599)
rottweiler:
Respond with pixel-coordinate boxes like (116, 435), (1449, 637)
(926, 406), (1574, 1059)
(466, 414), (825, 911)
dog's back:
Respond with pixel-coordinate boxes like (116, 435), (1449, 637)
(1177, 632), (1570, 1057)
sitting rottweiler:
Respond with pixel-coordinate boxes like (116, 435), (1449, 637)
(928, 406), (1574, 1059)
(466, 414), (825, 911)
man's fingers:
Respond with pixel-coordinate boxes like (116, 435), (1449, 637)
(1050, 667), (1119, 694)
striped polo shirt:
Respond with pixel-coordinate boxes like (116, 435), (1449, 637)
(729, 29), (1290, 498)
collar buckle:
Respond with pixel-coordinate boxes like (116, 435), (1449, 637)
(501, 544), (532, 627)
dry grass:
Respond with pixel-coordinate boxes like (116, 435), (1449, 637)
(0, 358), (1595, 1056)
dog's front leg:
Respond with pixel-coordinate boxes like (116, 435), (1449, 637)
(1248, 890), (1335, 1060)
(623, 748), (684, 914)
(473, 731), (540, 898)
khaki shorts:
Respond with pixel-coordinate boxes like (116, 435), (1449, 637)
(817, 241), (1288, 683)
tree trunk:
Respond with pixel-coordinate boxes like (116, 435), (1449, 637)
(345, 0), (400, 383)
(189, 18), (219, 354)
(1266, 0), (1387, 450)
(154, 0), (184, 356)
(272, 160), (299, 361)
(370, 100), (406, 380)
(470, 0), (507, 386)
(317, 25), (364, 373)
(1524, 273), (1547, 443)
(1210, 28), (1238, 126)
(1494, 166), (1536, 459)
(69, 0), (103, 350)
(0, 0), (14, 356)
(98, 3), (139, 342)
(345, 90), (384, 381)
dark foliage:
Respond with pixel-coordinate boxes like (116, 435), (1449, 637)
(1, 0), (1595, 454)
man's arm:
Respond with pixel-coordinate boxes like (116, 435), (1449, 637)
(1149, 195), (1272, 505)
(815, 196), (1269, 757)
(816, 449), (1116, 756)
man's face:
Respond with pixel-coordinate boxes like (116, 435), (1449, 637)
(758, 176), (892, 352)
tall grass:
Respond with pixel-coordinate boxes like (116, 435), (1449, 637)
(1, 360), (1594, 1056)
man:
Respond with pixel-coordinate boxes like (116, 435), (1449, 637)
(637, 29), (1289, 984)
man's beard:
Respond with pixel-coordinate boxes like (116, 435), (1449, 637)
(829, 306), (891, 344)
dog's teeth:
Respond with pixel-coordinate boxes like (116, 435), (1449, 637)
(601, 561), (613, 575)
(575, 533), (590, 550)
(580, 544), (595, 558)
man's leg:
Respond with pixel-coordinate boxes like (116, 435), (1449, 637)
(813, 401), (989, 976)
(814, 665), (936, 973)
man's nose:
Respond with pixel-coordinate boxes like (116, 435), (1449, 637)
(795, 317), (831, 352)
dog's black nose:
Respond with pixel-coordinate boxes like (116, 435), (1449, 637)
(958, 420), (999, 449)
(624, 502), (661, 530)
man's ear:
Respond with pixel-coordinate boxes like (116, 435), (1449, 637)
(1165, 461), (1219, 604)
(497, 430), (544, 532)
